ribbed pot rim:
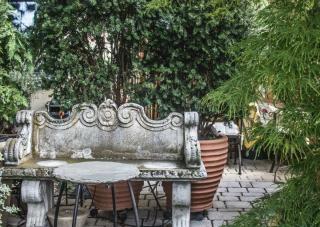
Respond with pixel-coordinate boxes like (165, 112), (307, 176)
(204, 161), (226, 167)
(200, 144), (228, 151)
(191, 187), (217, 194)
(199, 136), (228, 144)
(205, 166), (226, 172)
(193, 175), (221, 182)
(192, 183), (220, 190)
(191, 194), (216, 200)
(201, 147), (228, 157)
(192, 179), (220, 186)
(191, 195), (216, 201)
(202, 155), (228, 161)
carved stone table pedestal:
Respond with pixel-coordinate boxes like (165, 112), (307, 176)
(21, 180), (53, 227)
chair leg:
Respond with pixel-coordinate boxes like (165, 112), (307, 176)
(111, 184), (117, 227)
(80, 185), (84, 207)
(238, 144), (242, 175)
(72, 184), (82, 227)
(65, 182), (68, 206)
(128, 181), (140, 227)
(54, 181), (66, 227)
(147, 181), (162, 210)
(233, 143), (238, 165)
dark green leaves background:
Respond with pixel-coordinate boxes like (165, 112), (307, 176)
(31, 0), (252, 117)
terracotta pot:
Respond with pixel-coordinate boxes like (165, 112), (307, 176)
(87, 181), (143, 211)
(163, 136), (228, 212)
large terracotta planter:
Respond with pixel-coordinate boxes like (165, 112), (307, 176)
(87, 181), (143, 211)
(163, 136), (228, 212)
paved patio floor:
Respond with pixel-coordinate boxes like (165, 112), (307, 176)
(83, 159), (289, 227)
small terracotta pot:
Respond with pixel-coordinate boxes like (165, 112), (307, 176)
(87, 181), (143, 211)
(163, 136), (228, 212)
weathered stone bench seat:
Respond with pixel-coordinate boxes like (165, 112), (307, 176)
(2, 159), (206, 180)
(1, 99), (206, 227)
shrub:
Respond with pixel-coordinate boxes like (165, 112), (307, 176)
(31, 0), (147, 107)
(0, 1), (33, 133)
(131, 0), (254, 118)
(32, 0), (253, 121)
(203, 0), (320, 225)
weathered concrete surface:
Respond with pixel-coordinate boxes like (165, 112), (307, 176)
(2, 100), (206, 227)
(4, 99), (203, 172)
(30, 90), (53, 111)
(21, 180), (53, 227)
(1, 159), (206, 180)
(33, 100), (185, 162)
(53, 161), (140, 183)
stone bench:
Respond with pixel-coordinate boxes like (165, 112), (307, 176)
(1, 99), (206, 227)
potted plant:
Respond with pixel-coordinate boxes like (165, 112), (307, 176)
(162, 106), (230, 219)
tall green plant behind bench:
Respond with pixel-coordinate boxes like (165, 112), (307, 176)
(32, 0), (253, 115)
(203, 0), (320, 225)
(132, 0), (253, 117)
(31, 0), (147, 107)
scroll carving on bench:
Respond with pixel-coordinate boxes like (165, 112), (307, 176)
(4, 110), (34, 165)
(1, 99), (206, 227)
(32, 99), (187, 162)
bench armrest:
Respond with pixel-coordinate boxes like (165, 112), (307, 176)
(184, 112), (201, 168)
(3, 110), (34, 165)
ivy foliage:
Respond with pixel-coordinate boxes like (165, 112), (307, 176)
(32, 0), (253, 119)
(201, 0), (320, 225)
(131, 0), (253, 117)
(0, 1), (32, 132)
(31, 0), (147, 107)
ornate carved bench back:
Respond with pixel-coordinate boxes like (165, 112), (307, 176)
(4, 100), (201, 168)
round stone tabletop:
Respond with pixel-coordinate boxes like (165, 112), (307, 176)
(53, 161), (140, 184)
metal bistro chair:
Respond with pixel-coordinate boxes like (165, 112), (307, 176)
(53, 161), (140, 227)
